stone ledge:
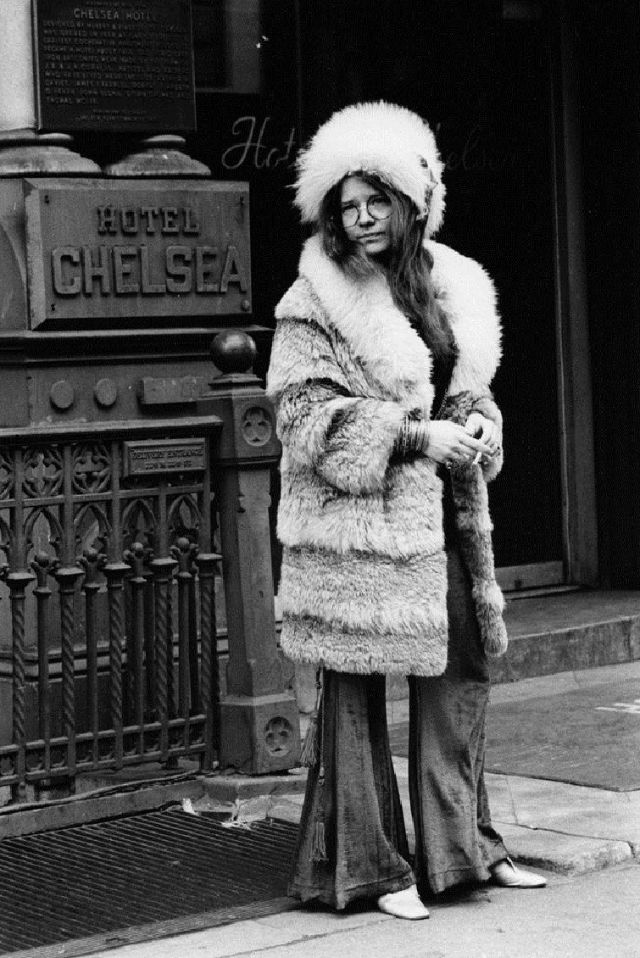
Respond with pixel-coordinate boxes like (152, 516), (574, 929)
(493, 590), (640, 684)
(384, 591), (640, 699)
(0, 777), (205, 840)
(201, 768), (308, 803)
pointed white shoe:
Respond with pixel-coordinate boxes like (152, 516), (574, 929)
(491, 858), (547, 888)
(377, 884), (430, 920)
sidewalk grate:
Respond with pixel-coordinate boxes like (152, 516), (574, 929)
(0, 809), (299, 957)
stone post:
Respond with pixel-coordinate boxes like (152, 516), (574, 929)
(197, 330), (300, 774)
(103, 134), (211, 178)
(0, 0), (99, 175)
(0, 0), (38, 134)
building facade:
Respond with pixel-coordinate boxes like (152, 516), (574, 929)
(0, 0), (637, 805)
(157, 0), (638, 596)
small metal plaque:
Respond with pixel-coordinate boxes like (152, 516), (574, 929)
(24, 179), (251, 326)
(124, 438), (206, 475)
(138, 376), (205, 405)
(33, 0), (196, 133)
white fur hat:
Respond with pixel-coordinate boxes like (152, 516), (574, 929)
(294, 101), (446, 236)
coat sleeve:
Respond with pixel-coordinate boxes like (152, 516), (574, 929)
(471, 394), (503, 481)
(266, 308), (406, 496)
(440, 390), (504, 482)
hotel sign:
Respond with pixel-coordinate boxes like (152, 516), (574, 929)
(24, 179), (251, 326)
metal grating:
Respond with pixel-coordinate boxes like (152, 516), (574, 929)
(0, 809), (299, 956)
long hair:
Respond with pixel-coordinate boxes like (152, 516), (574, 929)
(317, 174), (454, 361)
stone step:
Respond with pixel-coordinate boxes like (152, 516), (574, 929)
(492, 588), (640, 684)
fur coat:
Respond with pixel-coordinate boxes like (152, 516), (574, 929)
(266, 234), (508, 677)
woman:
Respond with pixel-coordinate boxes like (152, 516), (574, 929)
(267, 101), (545, 920)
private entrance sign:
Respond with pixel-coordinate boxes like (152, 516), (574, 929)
(24, 179), (251, 326)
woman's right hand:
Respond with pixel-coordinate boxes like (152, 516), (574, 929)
(424, 420), (492, 467)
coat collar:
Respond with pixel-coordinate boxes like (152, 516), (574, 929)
(298, 235), (434, 413)
(297, 234), (501, 409)
(427, 240), (502, 396)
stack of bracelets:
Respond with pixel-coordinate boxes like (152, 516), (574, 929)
(395, 416), (430, 458)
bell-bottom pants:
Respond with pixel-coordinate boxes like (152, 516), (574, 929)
(288, 548), (508, 909)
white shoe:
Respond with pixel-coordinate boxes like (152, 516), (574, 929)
(491, 858), (547, 888)
(377, 884), (430, 920)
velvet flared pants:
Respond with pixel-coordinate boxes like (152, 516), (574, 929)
(288, 548), (508, 908)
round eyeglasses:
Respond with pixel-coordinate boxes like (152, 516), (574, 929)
(340, 194), (392, 228)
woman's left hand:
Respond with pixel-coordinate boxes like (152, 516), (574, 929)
(464, 413), (502, 462)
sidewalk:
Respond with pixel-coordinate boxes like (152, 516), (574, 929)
(85, 863), (640, 958)
(265, 659), (640, 878)
(200, 660), (640, 875)
(79, 660), (640, 958)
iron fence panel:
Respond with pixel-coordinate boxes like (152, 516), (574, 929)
(0, 427), (222, 801)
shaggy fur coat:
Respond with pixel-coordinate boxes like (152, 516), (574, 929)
(267, 234), (508, 677)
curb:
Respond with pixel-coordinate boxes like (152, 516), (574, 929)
(496, 822), (636, 876)
(194, 781), (640, 881)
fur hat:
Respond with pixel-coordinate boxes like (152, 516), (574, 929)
(294, 101), (446, 236)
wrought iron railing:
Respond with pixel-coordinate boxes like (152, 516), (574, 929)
(0, 419), (222, 802)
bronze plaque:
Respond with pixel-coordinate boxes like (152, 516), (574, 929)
(124, 438), (206, 475)
(24, 179), (252, 326)
(33, 0), (196, 132)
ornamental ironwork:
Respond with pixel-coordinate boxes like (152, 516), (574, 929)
(0, 429), (221, 802)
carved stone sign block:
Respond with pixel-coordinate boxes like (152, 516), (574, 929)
(32, 0), (196, 132)
(24, 179), (251, 326)
(124, 438), (206, 475)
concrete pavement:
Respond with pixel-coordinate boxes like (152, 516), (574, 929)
(86, 862), (640, 958)
(87, 659), (640, 958)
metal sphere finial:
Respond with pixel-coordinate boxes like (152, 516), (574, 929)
(210, 330), (257, 374)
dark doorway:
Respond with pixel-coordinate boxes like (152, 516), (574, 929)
(296, 0), (564, 586)
(192, 1), (570, 589)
